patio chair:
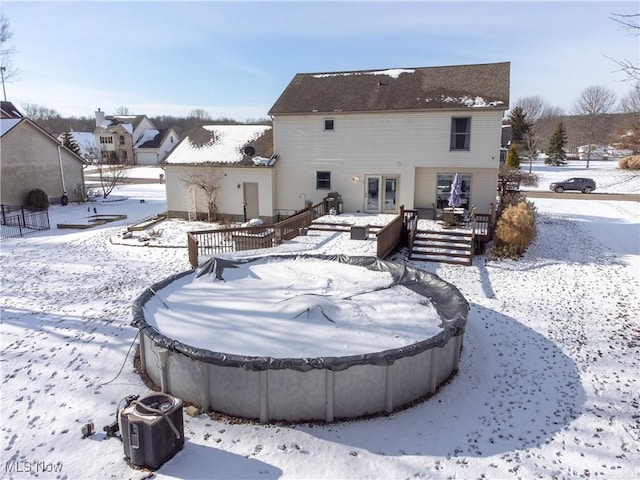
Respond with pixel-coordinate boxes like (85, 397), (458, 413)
(442, 210), (456, 226)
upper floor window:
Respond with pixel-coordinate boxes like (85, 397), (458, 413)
(450, 117), (471, 151)
(324, 119), (334, 131)
(99, 136), (113, 144)
(316, 171), (331, 189)
(119, 135), (125, 145)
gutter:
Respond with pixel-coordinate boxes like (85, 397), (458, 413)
(57, 145), (67, 193)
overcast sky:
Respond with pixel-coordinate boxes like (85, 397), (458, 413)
(2, 1), (637, 121)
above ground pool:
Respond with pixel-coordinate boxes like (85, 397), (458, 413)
(132, 255), (469, 422)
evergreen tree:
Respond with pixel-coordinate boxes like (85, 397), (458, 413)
(546, 125), (564, 165)
(505, 144), (520, 168)
(509, 106), (531, 145)
(61, 130), (82, 156)
(546, 122), (567, 165)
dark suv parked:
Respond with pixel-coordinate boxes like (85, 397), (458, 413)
(549, 177), (596, 193)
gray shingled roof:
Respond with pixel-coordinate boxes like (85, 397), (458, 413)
(1, 101), (23, 119)
(107, 115), (147, 129)
(269, 62), (510, 115)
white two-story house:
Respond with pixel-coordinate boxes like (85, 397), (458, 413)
(268, 61), (510, 217)
(164, 62), (509, 223)
(93, 110), (179, 165)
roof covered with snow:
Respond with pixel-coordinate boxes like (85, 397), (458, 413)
(269, 62), (510, 115)
(105, 114), (147, 130)
(164, 124), (273, 166)
(69, 132), (97, 149)
(134, 129), (161, 148)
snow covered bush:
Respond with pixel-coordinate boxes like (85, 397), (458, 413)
(25, 188), (49, 210)
(492, 200), (537, 259)
(618, 155), (640, 170)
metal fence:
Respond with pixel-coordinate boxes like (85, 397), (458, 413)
(0, 205), (51, 239)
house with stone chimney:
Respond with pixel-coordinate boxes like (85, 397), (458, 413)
(91, 109), (179, 165)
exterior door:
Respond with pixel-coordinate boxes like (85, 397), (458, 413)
(243, 182), (259, 220)
(365, 176), (381, 213)
(383, 177), (398, 213)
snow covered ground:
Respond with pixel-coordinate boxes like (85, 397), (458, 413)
(1, 162), (639, 479)
(519, 158), (640, 194)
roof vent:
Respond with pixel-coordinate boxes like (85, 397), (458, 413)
(243, 146), (256, 156)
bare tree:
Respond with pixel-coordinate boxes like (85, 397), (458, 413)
(0, 14), (18, 86)
(96, 164), (129, 198)
(513, 96), (566, 160)
(115, 105), (130, 115)
(188, 108), (212, 121)
(572, 85), (617, 167)
(515, 95), (565, 122)
(609, 13), (639, 82)
(21, 102), (61, 122)
(180, 169), (222, 222)
(522, 129), (540, 173)
(617, 84), (640, 153)
(516, 95), (548, 123)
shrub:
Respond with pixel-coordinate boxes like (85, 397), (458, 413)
(619, 155), (640, 170)
(492, 200), (536, 259)
(505, 144), (520, 168)
(25, 188), (50, 210)
(498, 191), (527, 216)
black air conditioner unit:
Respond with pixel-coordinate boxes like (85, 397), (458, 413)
(120, 393), (184, 469)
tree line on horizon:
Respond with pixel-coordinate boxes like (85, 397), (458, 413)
(1, 12), (637, 155)
(16, 103), (271, 138)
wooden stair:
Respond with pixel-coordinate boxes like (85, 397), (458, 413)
(409, 229), (474, 266)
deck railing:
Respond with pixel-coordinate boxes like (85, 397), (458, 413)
(404, 208), (419, 254)
(187, 203), (453, 268)
(376, 205), (405, 258)
(187, 205), (321, 268)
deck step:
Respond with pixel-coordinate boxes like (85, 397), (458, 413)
(410, 229), (474, 266)
(409, 252), (472, 266)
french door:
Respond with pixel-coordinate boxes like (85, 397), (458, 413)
(364, 176), (398, 213)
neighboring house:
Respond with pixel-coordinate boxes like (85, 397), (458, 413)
(268, 62), (510, 216)
(1, 101), (86, 205)
(92, 110), (179, 165)
(134, 127), (180, 165)
(163, 124), (275, 221)
(57, 131), (98, 163)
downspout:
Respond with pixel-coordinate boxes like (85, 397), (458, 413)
(57, 145), (67, 193)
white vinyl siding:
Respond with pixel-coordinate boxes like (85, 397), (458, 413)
(165, 165), (275, 220)
(273, 109), (502, 212)
(413, 167), (498, 213)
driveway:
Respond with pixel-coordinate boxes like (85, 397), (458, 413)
(522, 190), (640, 201)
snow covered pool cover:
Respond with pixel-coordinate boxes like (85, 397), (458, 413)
(132, 255), (469, 372)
